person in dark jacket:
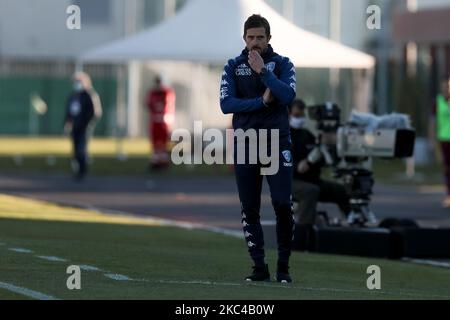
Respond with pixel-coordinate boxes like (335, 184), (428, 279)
(64, 72), (102, 181)
(289, 99), (350, 227)
(220, 14), (296, 283)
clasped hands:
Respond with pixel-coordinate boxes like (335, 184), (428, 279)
(248, 50), (274, 107)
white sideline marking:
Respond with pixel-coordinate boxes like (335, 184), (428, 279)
(0, 281), (58, 300)
(402, 258), (450, 269)
(104, 273), (132, 281)
(157, 280), (241, 287)
(79, 265), (103, 272)
(261, 220), (276, 226)
(151, 279), (365, 291)
(3, 244), (449, 299)
(139, 279), (450, 299)
(8, 247), (33, 253)
(36, 256), (67, 262)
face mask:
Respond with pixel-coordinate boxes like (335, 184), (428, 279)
(73, 81), (83, 92)
(290, 117), (305, 129)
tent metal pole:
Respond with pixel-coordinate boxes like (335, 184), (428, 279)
(127, 60), (141, 137)
(116, 64), (127, 160)
(329, 0), (341, 102)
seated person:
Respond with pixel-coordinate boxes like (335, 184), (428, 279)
(289, 99), (351, 228)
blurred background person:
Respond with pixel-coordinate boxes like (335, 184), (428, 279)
(430, 74), (450, 208)
(289, 99), (351, 248)
(64, 72), (102, 181)
(146, 75), (176, 170)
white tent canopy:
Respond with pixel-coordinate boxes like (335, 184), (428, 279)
(81, 0), (375, 69)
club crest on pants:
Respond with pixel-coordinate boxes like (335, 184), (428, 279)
(282, 150), (293, 167)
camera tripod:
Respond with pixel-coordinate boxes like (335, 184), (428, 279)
(335, 167), (378, 227)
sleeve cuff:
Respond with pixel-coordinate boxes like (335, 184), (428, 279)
(260, 70), (275, 83)
(259, 97), (268, 108)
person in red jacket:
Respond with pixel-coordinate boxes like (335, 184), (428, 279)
(146, 75), (175, 170)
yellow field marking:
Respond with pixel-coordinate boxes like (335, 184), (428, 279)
(0, 137), (151, 156)
(0, 194), (164, 227)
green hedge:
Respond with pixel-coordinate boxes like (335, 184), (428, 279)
(0, 76), (117, 136)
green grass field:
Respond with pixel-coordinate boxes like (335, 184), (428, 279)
(1, 194), (450, 300)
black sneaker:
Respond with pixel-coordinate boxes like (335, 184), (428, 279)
(276, 264), (292, 283)
(245, 264), (270, 282)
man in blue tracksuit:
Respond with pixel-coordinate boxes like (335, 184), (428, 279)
(220, 14), (296, 283)
(64, 72), (102, 181)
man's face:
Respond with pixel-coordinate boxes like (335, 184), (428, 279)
(290, 105), (304, 118)
(443, 79), (450, 96)
(155, 78), (162, 89)
(73, 79), (83, 91)
(244, 27), (271, 54)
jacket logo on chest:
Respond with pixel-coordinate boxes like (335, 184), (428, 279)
(265, 62), (276, 72)
(235, 63), (252, 76)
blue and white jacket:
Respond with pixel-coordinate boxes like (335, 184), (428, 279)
(220, 45), (296, 137)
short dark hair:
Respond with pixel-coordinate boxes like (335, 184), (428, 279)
(289, 99), (306, 112)
(244, 14), (271, 37)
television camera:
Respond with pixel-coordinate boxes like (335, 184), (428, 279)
(302, 102), (416, 227)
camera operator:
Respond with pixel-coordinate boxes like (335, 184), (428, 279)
(289, 99), (351, 230)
